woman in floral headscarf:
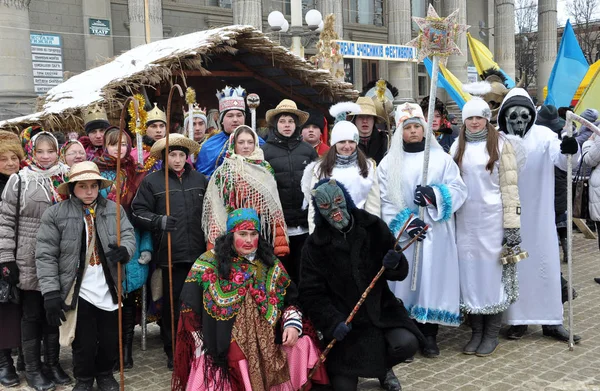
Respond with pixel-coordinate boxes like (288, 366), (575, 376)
(59, 139), (86, 167)
(173, 208), (327, 391)
(0, 126), (71, 390)
(203, 125), (289, 257)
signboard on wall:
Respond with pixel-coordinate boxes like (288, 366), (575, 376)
(89, 19), (111, 36)
(30, 33), (64, 95)
(336, 40), (417, 62)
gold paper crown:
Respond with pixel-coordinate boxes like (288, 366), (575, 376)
(184, 103), (207, 120)
(146, 103), (167, 124)
(82, 104), (108, 125)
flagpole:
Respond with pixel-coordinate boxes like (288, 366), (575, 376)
(410, 55), (439, 291)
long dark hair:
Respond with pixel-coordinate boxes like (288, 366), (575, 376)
(214, 232), (275, 279)
(317, 145), (369, 179)
(453, 122), (500, 173)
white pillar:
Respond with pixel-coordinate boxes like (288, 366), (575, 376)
(388, 0), (414, 103)
(232, 0), (262, 30)
(289, 0), (302, 57)
(494, 0), (516, 80)
(443, 0), (467, 84)
(82, 0), (114, 69)
(0, 0), (36, 119)
(128, 0), (163, 48)
(537, 0), (557, 102)
(316, 0), (343, 38)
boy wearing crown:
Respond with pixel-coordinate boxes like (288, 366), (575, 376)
(196, 86), (264, 177)
(184, 104), (207, 143)
(131, 103), (167, 173)
(80, 105), (111, 160)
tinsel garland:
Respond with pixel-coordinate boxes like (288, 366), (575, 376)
(128, 93), (148, 136)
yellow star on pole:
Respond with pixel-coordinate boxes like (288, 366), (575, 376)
(407, 4), (469, 65)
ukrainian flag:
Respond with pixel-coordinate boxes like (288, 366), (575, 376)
(467, 32), (516, 88)
(423, 57), (471, 109)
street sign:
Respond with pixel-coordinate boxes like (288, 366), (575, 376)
(336, 40), (417, 62)
(89, 19), (111, 36)
(30, 33), (64, 95)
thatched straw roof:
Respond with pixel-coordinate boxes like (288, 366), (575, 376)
(0, 25), (358, 132)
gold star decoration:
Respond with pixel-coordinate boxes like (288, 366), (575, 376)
(407, 4), (469, 65)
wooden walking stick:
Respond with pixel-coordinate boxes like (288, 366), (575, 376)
(405, 4), (468, 291)
(165, 84), (184, 360)
(116, 96), (139, 390)
(300, 217), (428, 391)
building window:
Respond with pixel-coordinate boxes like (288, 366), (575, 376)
(349, 0), (384, 26)
(207, 0), (231, 8)
(283, 0), (317, 16)
(418, 64), (428, 98)
(362, 59), (379, 86)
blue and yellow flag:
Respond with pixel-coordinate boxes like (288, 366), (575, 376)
(423, 57), (471, 109)
(467, 32), (515, 88)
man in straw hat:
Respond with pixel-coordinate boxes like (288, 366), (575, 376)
(131, 134), (207, 369)
(349, 97), (387, 164)
(262, 99), (316, 283)
(36, 161), (136, 391)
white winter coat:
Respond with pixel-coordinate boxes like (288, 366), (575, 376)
(583, 135), (600, 221)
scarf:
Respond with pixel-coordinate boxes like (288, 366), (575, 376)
(335, 150), (358, 167)
(465, 128), (489, 142)
(92, 152), (138, 207)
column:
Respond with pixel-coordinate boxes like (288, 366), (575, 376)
(494, 0), (516, 79)
(128, 0), (163, 48)
(0, 0), (36, 120)
(82, 0), (114, 69)
(388, 0), (414, 103)
(537, 0), (557, 102)
(232, 0), (262, 30)
(317, 0), (343, 38)
(443, 0), (467, 83)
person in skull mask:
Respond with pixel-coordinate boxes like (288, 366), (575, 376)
(299, 179), (423, 391)
(498, 88), (582, 343)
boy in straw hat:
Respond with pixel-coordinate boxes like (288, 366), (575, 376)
(262, 99), (316, 283)
(377, 103), (467, 358)
(36, 161), (136, 391)
(348, 97), (387, 164)
(131, 133), (208, 369)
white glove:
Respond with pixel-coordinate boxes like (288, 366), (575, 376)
(138, 251), (152, 265)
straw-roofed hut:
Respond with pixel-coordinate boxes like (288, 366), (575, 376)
(0, 25), (358, 133)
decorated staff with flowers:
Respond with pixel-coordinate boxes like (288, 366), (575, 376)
(172, 208), (327, 391)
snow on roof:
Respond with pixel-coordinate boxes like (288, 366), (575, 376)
(0, 25), (357, 131)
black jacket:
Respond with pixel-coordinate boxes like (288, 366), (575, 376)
(358, 129), (388, 164)
(299, 209), (424, 378)
(262, 129), (318, 228)
(131, 164), (207, 266)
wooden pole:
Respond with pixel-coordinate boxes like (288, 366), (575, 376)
(144, 0), (151, 44)
(165, 84), (184, 361)
(116, 96), (138, 391)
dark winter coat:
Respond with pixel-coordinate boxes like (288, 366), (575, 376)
(131, 164), (207, 267)
(436, 127), (456, 153)
(299, 209), (424, 378)
(261, 129), (318, 228)
(358, 128), (388, 164)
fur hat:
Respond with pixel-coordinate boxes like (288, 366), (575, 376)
(0, 131), (25, 160)
(330, 121), (359, 146)
(462, 97), (492, 122)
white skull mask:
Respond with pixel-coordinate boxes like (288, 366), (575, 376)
(505, 106), (532, 137)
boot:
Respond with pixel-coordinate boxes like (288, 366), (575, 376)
(559, 234), (568, 263)
(122, 301), (136, 370)
(462, 314), (484, 355)
(421, 336), (440, 358)
(23, 339), (55, 391)
(378, 368), (402, 391)
(506, 325), (528, 340)
(96, 372), (119, 391)
(16, 348), (24, 372)
(42, 333), (72, 385)
(476, 313), (503, 357)
(72, 378), (94, 391)
(542, 325), (581, 343)
(561, 274), (578, 304)
(0, 348), (20, 387)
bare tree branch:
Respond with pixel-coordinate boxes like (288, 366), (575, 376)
(567, 0), (600, 63)
(515, 0), (537, 87)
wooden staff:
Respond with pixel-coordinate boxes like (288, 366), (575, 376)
(301, 218), (428, 390)
(116, 96), (138, 391)
(165, 84), (184, 360)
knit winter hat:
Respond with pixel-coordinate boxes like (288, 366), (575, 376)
(330, 121), (359, 146)
(0, 130), (25, 160)
(395, 103), (426, 130)
(462, 97), (492, 122)
(303, 110), (325, 131)
(581, 108), (599, 123)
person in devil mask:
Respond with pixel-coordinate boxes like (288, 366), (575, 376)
(498, 88), (581, 343)
(299, 179), (424, 391)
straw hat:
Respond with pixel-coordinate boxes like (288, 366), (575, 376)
(149, 133), (201, 159)
(348, 97), (385, 123)
(57, 161), (113, 196)
(265, 99), (309, 126)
